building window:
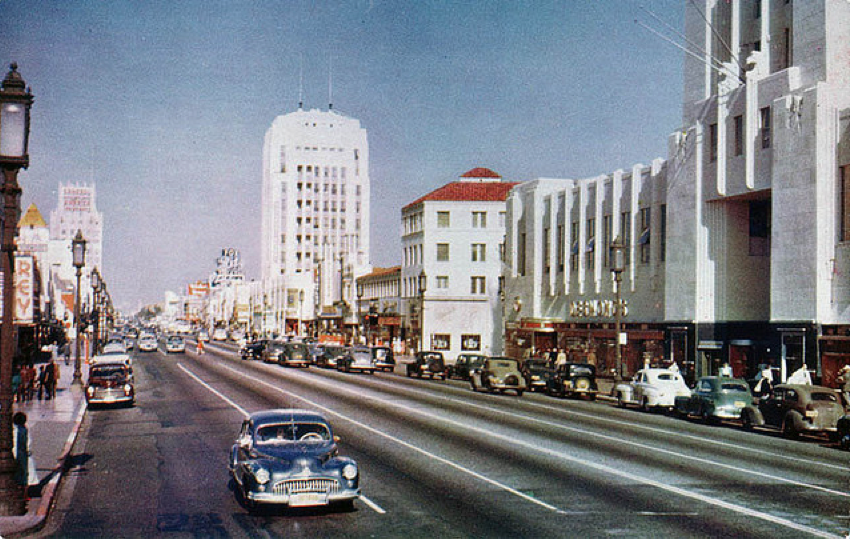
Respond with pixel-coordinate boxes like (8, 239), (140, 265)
(709, 123), (718, 162)
(500, 242), (506, 262)
(557, 224), (565, 273)
(734, 115), (743, 156)
(784, 27), (793, 68)
(570, 221), (579, 273)
(620, 211), (631, 266)
(432, 334), (450, 351)
(760, 107), (771, 149)
(461, 334), (481, 351)
(659, 204), (667, 262)
(437, 211), (450, 228)
(543, 227), (550, 273)
(470, 276), (486, 294)
(749, 200), (771, 256)
(436, 243), (449, 261)
(603, 215), (612, 268)
(436, 276), (449, 289)
(518, 232), (527, 276)
(841, 165), (850, 242)
(471, 243), (486, 262)
(499, 211), (506, 228)
(586, 218), (595, 271)
(638, 207), (651, 264)
(754, 0), (761, 18)
(472, 211), (487, 228)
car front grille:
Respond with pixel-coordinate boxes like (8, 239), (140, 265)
(273, 478), (340, 495)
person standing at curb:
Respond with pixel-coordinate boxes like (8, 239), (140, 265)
(13, 412), (37, 497)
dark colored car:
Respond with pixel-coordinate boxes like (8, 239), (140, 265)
(446, 353), (487, 381)
(521, 358), (553, 392)
(240, 339), (268, 361)
(85, 361), (134, 407)
(316, 345), (348, 369)
(279, 342), (311, 367)
(674, 376), (753, 422)
(837, 415), (850, 449)
(741, 384), (844, 439)
(229, 409), (360, 511)
(406, 351), (446, 379)
(545, 363), (598, 400)
(470, 357), (526, 396)
(371, 346), (395, 372)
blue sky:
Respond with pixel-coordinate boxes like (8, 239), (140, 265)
(0, 0), (684, 313)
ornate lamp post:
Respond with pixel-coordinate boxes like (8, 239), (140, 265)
(418, 270), (427, 353)
(611, 236), (626, 381)
(0, 62), (34, 516)
(356, 282), (364, 345)
(72, 230), (86, 384)
(90, 268), (101, 354)
(298, 289), (304, 338)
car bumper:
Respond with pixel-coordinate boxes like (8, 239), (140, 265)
(87, 392), (133, 405)
(375, 362), (394, 370)
(246, 485), (360, 506)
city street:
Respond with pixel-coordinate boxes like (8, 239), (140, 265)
(33, 344), (848, 538)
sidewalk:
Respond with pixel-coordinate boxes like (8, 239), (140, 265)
(0, 355), (87, 538)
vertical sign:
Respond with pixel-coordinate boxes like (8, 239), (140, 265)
(15, 255), (34, 324)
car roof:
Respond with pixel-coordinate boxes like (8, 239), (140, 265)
(250, 409), (328, 426)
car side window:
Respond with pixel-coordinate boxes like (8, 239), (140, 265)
(772, 388), (785, 401)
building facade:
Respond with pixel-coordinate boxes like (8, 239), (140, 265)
(504, 0), (850, 386)
(402, 168), (517, 359)
(261, 107), (371, 336)
(356, 266), (401, 348)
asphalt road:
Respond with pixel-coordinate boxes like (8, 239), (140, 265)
(36, 342), (850, 538)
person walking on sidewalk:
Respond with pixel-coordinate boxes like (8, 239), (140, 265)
(13, 412), (37, 494)
(63, 342), (71, 365)
(43, 360), (56, 400)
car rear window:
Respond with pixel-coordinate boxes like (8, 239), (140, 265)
(721, 383), (749, 392)
(810, 392), (838, 402)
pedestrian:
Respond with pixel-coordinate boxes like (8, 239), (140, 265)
(753, 364), (773, 397)
(43, 361), (56, 400)
(63, 342), (71, 365)
(20, 364), (33, 401)
(719, 363), (733, 377)
(37, 366), (45, 400)
(787, 365), (812, 385)
(556, 348), (568, 367)
(196, 338), (205, 355)
(53, 359), (61, 392)
(12, 365), (21, 402)
(835, 365), (850, 406)
(12, 412), (37, 492)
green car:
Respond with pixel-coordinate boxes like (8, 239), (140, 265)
(674, 376), (753, 422)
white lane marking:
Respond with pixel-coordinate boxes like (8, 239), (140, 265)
(178, 363), (388, 514)
(189, 362), (564, 514)
(235, 364), (843, 538)
(178, 364), (250, 418)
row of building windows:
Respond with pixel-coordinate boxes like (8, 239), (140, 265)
(431, 242), (504, 263)
(429, 333), (481, 352)
(294, 200), (361, 213)
(436, 210), (506, 229)
(708, 106), (771, 162)
(403, 275), (489, 297)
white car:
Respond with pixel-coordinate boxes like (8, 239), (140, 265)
(164, 336), (185, 354)
(614, 368), (691, 411)
(212, 328), (228, 341)
(138, 335), (157, 352)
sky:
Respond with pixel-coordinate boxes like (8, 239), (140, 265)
(0, 0), (685, 314)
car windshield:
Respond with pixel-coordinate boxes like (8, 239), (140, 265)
(569, 365), (595, 376)
(810, 392), (838, 402)
(526, 359), (549, 368)
(255, 422), (332, 444)
(422, 353), (442, 362)
(720, 382), (749, 392)
(168, 337), (182, 344)
(352, 350), (371, 361)
(373, 348), (389, 359)
(91, 366), (127, 381)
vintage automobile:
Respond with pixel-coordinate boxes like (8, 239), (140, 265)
(240, 339), (268, 361)
(371, 346), (395, 372)
(138, 334), (157, 352)
(164, 335), (185, 354)
(545, 362), (598, 400)
(315, 345), (348, 369)
(521, 358), (553, 392)
(614, 368), (691, 411)
(837, 415), (850, 450)
(406, 351), (446, 379)
(470, 357), (526, 396)
(85, 361), (134, 407)
(446, 353), (487, 381)
(337, 346), (376, 374)
(229, 409), (360, 511)
(674, 376), (753, 422)
(740, 384), (844, 439)
(279, 342), (311, 368)
(102, 337), (126, 355)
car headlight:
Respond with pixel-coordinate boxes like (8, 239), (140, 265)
(341, 463), (358, 480)
(86, 386), (94, 396)
(124, 384), (133, 395)
(251, 464), (270, 484)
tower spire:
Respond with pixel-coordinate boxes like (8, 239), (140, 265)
(298, 53), (304, 110)
(328, 54), (333, 111)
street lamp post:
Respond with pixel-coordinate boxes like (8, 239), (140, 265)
(611, 236), (626, 381)
(72, 230), (86, 385)
(0, 63), (33, 516)
(418, 270), (427, 353)
(90, 268), (101, 355)
(298, 289), (304, 338)
(356, 282), (364, 345)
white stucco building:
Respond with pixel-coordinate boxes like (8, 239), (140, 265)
(261, 107), (371, 337)
(402, 168), (517, 358)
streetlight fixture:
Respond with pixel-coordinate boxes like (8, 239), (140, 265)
(72, 230), (86, 385)
(356, 281), (364, 345)
(610, 235), (626, 381)
(0, 62), (33, 516)
(418, 270), (427, 353)
(298, 289), (304, 338)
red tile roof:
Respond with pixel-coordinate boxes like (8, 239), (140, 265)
(404, 181), (519, 211)
(461, 167), (501, 179)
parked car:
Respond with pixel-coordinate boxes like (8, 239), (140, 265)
(229, 409), (360, 511)
(316, 345), (348, 369)
(164, 335), (186, 353)
(212, 328), (228, 341)
(197, 329), (210, 342)
(240, 339), (268, 361)
(85, 361), (134, 407)
(406, 351), (446, 379)
(337, 346), (376, 374)
(446, 353), (487, 381)
(741, 384), (844, 439)
(102, 337), (126, 355)
(521, 357), (553, 392)
(674, 376), (753, 423)
(837, 415), (850, 450)
(371, 346), (395, 372)
(138, 334), (157, 352)
(279, 342), (311, 368)
(545, 362), (598, 400)
(470, 357), (526, 396)
(614, 368), (691, 411)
